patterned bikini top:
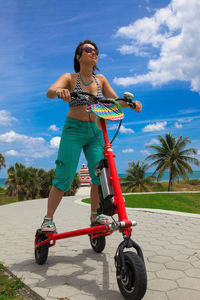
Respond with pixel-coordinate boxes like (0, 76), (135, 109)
(69, 73), (104, 107)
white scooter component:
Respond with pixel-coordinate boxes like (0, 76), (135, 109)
(95, 116), (108, 130)
(123, 92), (134, 101)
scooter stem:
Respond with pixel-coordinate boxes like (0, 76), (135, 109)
(100, 118), (128, 222)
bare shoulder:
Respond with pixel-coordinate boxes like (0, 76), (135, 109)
(59, 73), (78, 90)
(95, 74), (108, 87)
(61, 72), (75, 80)
(96, 74), (106, 81)
(49, 72), (76, 90)
(69, 73), (79, 79)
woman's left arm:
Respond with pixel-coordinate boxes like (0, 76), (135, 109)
(100, 75), (142, 112)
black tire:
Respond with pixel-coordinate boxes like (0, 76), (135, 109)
(35, 233), (50, 265)
(90, 235), (106, 253)
(117, 251), (147, 300)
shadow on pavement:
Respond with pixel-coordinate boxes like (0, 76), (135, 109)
(10, 248), (122, 299)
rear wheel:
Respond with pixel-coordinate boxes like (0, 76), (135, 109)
(89, 235), (106, 253)
(116, 251), (147, 300)
(35, 233), (49, 265)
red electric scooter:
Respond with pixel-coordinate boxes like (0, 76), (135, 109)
(34, 91), (147, 300)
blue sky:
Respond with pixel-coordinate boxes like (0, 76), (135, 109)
(0, 0), (200, 178)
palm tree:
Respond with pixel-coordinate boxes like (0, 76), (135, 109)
(5, 163), (28, 201)
(122, 161), (153, 192)
(38, 168), (55, 198)
(0, 153), (6, 171)
(145, 133), (200, 191)
(25, 167), (40, 200)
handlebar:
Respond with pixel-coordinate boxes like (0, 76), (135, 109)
(70, 91), (136, 109)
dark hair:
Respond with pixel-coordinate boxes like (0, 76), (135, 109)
(74, 40), (100, 74)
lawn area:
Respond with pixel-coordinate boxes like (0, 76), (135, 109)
(0, 194), (18, 206)
(0, 263), (37, 299)
(0, 263), (23, 299)
(82, 192), (200, 214)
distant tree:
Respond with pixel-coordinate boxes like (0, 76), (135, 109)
(38, 168), (55, 198)
(122, 161), (153, 192)
(25, 167), (40, 200)
(65, 172), (80, 196)
(5, 163), (27, 201)
(5, 162), (81, 201)
(0, 153), (6, 171)
(145, 133), (200, 191)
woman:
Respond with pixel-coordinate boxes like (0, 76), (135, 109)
(41, 40), (142, 232)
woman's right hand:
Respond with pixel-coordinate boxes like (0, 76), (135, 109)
(55, 88), (71, 102)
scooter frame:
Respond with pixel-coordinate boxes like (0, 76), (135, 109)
(35, 118), (140, 249)
(34, 92), (147, 299)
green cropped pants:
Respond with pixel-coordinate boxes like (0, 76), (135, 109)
(52, 117), (104, 192)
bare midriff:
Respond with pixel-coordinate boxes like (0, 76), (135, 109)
(67, 106), (96, 122)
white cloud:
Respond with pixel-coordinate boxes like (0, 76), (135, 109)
(50, 136), (61, 148)
(110, 124), (134, 134)
(175, 122), (183, 128)
(197, 150), (200, 155)
(6, 150), (19, 156)
(99, 53), (107, 59)
(122, 148), (134, 153)
(142, 121), (167, 132)
(117, 45), (147, 56)
(178, 118), (193, 123)
(114, 0), (200, 93)
(140, 150), (151, 155)
(0, 110), (17, 126)
(0, 131), (44, 143)
(48, 124), (59, 131)
(120, 125), (135, 134)
(145, 138), (160, 145)
(0, 131), (55, 159)
(178, 109), (200, 115)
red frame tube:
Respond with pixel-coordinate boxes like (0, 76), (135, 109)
(100, 119), (128, 222)
(35, 225), (113, 248)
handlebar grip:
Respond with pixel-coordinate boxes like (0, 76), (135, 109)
(116, 96), (136, 109)
(129, 102), (136, 109)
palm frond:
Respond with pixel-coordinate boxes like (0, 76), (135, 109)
(176, 159), (193, 174)
(180, 156), (200, 166)
(176, 161), (189, 180)
(179, 148), (197, 156)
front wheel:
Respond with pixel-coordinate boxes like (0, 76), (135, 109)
(116, 251), (147, 300)
(35, 233), (50, 265)
(89, 235), (106, 253)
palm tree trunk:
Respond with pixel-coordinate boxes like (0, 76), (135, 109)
(168, 170), (173, 191)
(18, 191), (25, 201)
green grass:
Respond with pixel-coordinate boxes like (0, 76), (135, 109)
(0, 187), (6, 193)
(82, 192), (200, 214)
(0, 194), (18, 206)
(0, 263), (24, 299)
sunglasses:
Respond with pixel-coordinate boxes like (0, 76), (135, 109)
(82, 46), (99, 56)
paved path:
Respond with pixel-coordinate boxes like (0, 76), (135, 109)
(0, 195), (200, 300)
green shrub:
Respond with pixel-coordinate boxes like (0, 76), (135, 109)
(0, 187), (6, 193)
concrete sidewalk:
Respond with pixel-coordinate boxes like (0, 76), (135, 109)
(0, 195), (200, 300)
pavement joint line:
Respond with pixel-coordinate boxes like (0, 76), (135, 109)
(74, 194), (200, 219)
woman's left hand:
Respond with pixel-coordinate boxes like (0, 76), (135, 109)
(132, 100), (142, 112)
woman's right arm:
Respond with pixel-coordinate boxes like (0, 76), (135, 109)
(46, 73), (71, 102)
